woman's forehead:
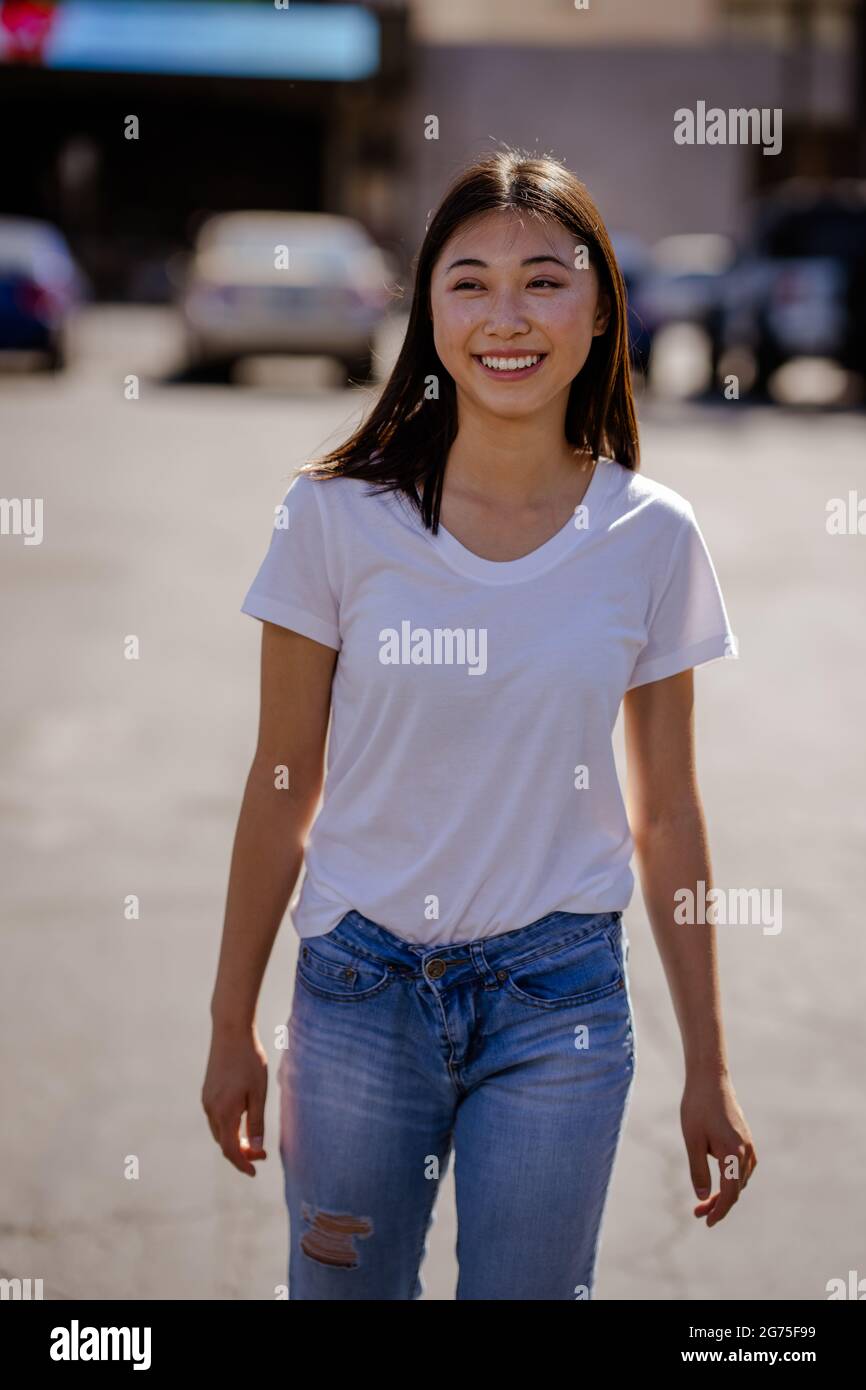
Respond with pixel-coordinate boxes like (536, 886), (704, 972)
(435, 211), (575, 270)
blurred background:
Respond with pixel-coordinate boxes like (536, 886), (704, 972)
(2, 0), (865, 1301)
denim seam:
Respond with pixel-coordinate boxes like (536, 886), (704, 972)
(406, 1144), (450, 1299)
(497, 920), (618, 975)
(295, 966), (396, 1003)
(301, 944), (369, 982)
(502, 973), (625, 1011)
(330, 925), (429, 973)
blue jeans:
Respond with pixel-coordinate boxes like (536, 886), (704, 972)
(277, 906), (636, 1300)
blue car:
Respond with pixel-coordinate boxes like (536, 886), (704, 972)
(0, 217), (87, 370)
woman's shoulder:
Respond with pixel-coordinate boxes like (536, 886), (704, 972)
(291, 467), (385, 504)
(287, 467), (406, 541)
(603, 456), (697, 529)
(285, 467), (377, 517)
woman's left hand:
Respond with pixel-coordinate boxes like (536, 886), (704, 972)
(681, 1072), (757, 1227)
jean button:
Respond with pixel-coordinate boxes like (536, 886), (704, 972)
(426, 958), (446, 980)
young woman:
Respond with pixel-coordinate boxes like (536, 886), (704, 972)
(202, 148), (756, 1301)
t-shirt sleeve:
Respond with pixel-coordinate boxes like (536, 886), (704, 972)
(626, 504), (737, 690)
(240, 473), (341, 650)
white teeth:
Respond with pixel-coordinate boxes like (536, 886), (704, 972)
(479, 354), (542, 371)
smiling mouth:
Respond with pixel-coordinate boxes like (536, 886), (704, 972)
(473, 352), (547, 379)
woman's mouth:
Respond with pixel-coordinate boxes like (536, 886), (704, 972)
(472, 352), (547, 380)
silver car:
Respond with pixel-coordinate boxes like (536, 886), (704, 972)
(178, 211), (394, 383)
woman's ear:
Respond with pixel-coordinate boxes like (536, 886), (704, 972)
(593, 288), (612, 336)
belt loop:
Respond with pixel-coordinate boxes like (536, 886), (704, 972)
(469, 940), (499, 987)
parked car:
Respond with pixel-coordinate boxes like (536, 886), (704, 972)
(177, 211), (394, 384)
(0, 217), (87, 370)
(721, 179), (866, 395)
(629, 233), (737, 384)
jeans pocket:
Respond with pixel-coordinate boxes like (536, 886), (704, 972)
(295, 932), (394, 1003)
(503, 922), (625, 1010)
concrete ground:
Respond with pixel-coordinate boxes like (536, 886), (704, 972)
(1, 308), (864, 1299)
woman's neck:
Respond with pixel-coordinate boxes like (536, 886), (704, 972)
(442, 439), (595, 511)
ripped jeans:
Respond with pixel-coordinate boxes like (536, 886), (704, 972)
(277, 906), (636, 1300)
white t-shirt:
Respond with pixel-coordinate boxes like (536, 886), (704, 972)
(241, 456), (737, 945)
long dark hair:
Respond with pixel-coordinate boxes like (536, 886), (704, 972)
(303, 146), (640, 532)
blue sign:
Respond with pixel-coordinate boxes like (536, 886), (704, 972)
(0, 1), (381, 80)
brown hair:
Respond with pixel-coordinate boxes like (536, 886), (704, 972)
(303, 146), (640, 531)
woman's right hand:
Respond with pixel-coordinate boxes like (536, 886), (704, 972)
(201, 1025), (269, 1177)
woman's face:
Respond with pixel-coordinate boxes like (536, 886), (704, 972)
(428, 208), (611, 420)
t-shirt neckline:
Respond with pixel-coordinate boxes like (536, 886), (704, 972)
(421, 456), (615, 585)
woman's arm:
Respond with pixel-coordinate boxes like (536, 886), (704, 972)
(623, 668), (757, 1227)
(202, 621), (338, 1176)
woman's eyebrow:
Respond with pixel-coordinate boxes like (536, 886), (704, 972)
(444, 254), (571, 272)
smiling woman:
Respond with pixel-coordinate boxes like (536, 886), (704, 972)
(436, 223), (609, 401)
(300, 149), (635, 528)
(204, 145), (755, 1305)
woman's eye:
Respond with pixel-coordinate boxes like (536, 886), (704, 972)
(451, 278), (562, 291)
